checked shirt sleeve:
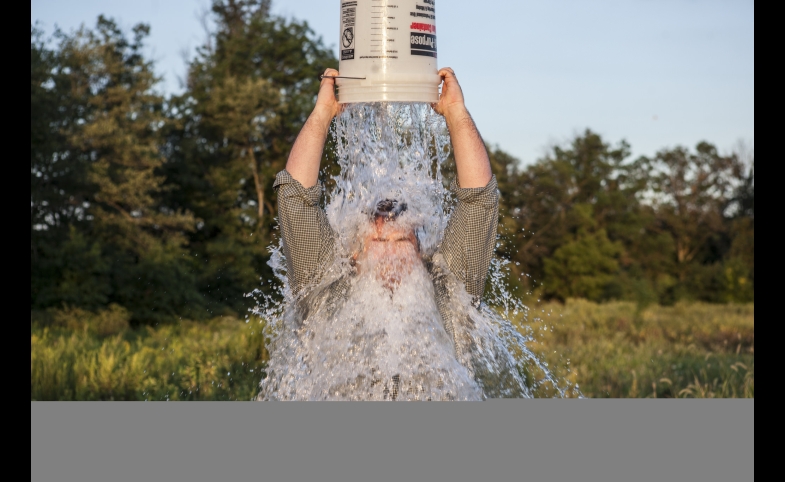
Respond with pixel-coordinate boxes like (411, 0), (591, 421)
(273, 170), (336, 296)
(438, 175), (500, 301)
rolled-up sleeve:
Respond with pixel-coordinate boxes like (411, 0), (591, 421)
(438, 175), (500, 300)
(273, 170), (336, 295)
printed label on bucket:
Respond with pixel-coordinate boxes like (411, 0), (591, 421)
(341, 1), (357, 60)
(410, 32), (437, 58)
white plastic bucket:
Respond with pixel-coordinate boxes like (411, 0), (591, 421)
(337, 0), (439, 103)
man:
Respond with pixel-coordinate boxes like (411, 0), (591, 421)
(267, 67), (521, 400)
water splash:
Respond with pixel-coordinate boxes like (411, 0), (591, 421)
(253, 103), (578, 400)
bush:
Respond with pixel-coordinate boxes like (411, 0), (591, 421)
(41, 304), (131, 337)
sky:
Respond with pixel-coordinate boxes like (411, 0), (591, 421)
(31, 0), (754, 165)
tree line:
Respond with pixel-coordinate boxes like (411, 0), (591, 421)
(31, 1), (753, 325)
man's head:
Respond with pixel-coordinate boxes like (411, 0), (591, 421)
(354, 199), (421, 291)
(370, 199), (417, 243)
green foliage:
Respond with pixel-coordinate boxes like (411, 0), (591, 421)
(632, 142), (742, 285)
(31, 3), (337, 321)
(33, 227), (111, 309)
(543, 229), (622, 302)
(31, 301), (753, 399)
(516, 299), (754, 398)
(31, 309), (268, 401)
(160, 0), (337, 314)
(31, 18), (201, 323)
(40, 304), (131, 337)
(500, 131), (640, 292)
(490, 130), (753, 304)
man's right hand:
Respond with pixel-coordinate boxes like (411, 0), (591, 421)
(314, 68), (343, 122)
(285, 68), (343, 188)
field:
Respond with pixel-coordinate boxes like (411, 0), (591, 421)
(516, 299), (754, 398)
(30, 301), (753, 400)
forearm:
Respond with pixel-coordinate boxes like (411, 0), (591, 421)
(445, 107), (492, 189)
(285, 106), (334, 189)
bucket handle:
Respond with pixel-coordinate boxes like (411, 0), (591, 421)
(320, 75), (367, 80)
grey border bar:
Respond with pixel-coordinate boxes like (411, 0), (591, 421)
(31, 400), (753, 482)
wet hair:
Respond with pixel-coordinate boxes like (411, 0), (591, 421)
(373, 199), (408, 221)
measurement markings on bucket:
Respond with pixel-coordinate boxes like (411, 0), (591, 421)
(370, 0), (386, 52)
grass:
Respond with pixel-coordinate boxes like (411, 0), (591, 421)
(517, 299), (754, 398)
(31, 300), (753, 400)
(31, 305), (268, 401)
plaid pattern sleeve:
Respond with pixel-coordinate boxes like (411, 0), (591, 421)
(438, 175), (500, 301)
(273, 170), (336, 296)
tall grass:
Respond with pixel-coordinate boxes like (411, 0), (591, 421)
(31, 300), (753, 400)
(517, 300), (754, 398)
(31, 306), (268, 401)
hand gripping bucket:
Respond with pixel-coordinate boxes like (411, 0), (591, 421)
(337, 0), (440, 103)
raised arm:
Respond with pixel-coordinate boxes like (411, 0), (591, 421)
(285, 68), (343, 188)
(433, 67), (493, 189)
(275, 69), (342, 295)
(433, 68), (499, 301)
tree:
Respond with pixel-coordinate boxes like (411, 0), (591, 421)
(543, 228), (623, 302)
(162, 0), (337, 313)
(626, 142), (755, 303)
(721, 145), (754, 302)
(31, 18), (201, 323)
(510, 130), (641, 294)
(31, 25), (96, 306)
(634, 143), (740, 276)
